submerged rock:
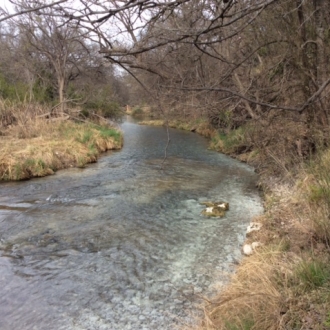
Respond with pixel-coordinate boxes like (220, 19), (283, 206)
(200, 201), (229, 217)
(200, 201), (229, 210)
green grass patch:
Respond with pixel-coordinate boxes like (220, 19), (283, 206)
(295, 259), (330, 291)
(77, 156), (88, 168)
(323, 312), (330, 328)
(210, 127), (247, 153)
(23, 158), (37, 168)
(224, 317), (255, 330)
(59, 122), (122, 147)
(87, 143), (98, 157)
(76, 130), (93, 144)
(305, 149), (330, 242)
(58, 122), (78, 138)
(97, 126), (121, 142)
(308, 184), (330, 204)
(13, 163), (23, 180)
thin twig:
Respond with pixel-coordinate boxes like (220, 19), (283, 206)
(0, 0), (67, 23)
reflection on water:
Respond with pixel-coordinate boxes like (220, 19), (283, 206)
(0, 118), (263, 330)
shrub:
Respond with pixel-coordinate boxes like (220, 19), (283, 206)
(210, 126), (249, 154)
(82, 100), (121, 118)
(131, 106), (144, 116)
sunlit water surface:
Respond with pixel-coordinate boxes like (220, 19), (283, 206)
(0, 118), (263, 329)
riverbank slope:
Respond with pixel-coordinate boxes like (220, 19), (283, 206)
(139, 118), (330, 330)
(0, 116), (123, 181)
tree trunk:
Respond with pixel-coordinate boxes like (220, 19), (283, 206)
(314, 0), (329, 128)
(58, 75), (65, 114)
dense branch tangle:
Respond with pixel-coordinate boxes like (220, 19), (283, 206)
(54, 0), (277, 55)
(5, 0), (330, 161)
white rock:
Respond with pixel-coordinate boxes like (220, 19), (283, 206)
(243, 244), (253, 256)
(246, 222), (262, 234)
(243, 242), (262, 256)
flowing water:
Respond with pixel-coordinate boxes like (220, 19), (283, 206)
(0, 118), (263, 330)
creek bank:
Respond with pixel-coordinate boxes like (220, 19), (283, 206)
(138, 119), (257, 166)
(139, 118), (330, 329)
(0, 120), (123, 181)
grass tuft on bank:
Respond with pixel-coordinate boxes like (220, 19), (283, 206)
(200, 246), (330, 330)
(0, 118), (122, 181)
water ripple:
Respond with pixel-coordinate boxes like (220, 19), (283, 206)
(0, 119), (262, 329)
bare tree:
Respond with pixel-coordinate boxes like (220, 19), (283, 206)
(4, 0), (330, 155)
(14, 4), (91, 113)
(0, 0), (67, 23)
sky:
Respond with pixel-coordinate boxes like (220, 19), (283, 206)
(0, 0), (140, 47)
(0, 0), (14, 11)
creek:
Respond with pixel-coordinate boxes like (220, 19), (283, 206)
(0, 117), (263, 330)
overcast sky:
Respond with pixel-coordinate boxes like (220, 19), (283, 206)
(0, 0), (15, 13)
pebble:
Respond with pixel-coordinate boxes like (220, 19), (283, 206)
(243, 244), (253, 255)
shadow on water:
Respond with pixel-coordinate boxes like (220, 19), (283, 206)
(0, 117), (263, 330)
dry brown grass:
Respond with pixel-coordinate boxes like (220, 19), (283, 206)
(0, 101), (123, 180)
(139, 119), (166, 126)
(202, 250), (287, 330)
(192, 171), (330, 330)
(200, 248), (330, 330)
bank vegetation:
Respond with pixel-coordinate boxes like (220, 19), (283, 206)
(0, 100), (123, 180)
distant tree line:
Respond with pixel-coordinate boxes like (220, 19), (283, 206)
(1, 0), (330, 161)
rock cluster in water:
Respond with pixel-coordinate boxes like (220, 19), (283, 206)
(200, 201), (229, 217)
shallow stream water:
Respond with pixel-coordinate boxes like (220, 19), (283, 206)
(0, 117), (263, 329)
